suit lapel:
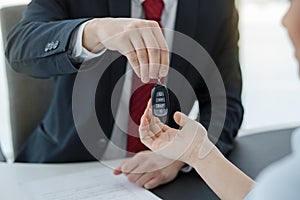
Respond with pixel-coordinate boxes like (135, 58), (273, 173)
(107, 0), (131, 73)
(107, 0), (131, 87)
(168, 0), (201, 114)
(174, 0), (199, 39)
(105, 0), (131, 137)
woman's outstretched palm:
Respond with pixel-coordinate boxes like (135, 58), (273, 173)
(139, 101), (207, 162)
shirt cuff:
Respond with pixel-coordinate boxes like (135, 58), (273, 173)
(180, 165), (193, 173)
(244, 188), (254, 200)
(69, 20), (107, 63)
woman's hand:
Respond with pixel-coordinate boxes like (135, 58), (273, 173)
(139, 101), (212, 165)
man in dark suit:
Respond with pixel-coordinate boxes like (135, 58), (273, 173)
(5, 0), (243, 189)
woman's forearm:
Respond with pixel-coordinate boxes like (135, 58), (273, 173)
(188, 144), (255, 200)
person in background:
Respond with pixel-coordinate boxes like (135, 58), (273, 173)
(139, 0), (300, 199)
(5, 0), (243, 189)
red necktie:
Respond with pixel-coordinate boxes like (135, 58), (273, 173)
(126, 0), (165, 154)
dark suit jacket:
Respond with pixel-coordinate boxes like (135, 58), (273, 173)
(5, 0), (244, 163)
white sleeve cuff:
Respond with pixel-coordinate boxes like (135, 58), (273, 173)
(70, 21), (107, 62)
(180, 165), (193, 173)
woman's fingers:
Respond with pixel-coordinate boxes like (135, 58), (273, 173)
(140, 100), (165, 147)
(173, 112), (191, 127)
(139, 114), (155, 147)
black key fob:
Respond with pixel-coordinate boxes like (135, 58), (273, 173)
(151, 84), (169, 123)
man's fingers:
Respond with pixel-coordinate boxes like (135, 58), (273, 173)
(148, 48), (160, 79)
(136, 173), (156, 187)
(152, 27), (169, 77)
(145, 40), (160, 79)
(113, 167), (122, 175)
(140, 58), (150, 83)
(144, 178), (161, 189)
(159, 50), (169, 77)
(126, 51), (141, 77)
(113, 161), (127, 175)
(121, 159), (139, 174)
(127, 173), (143, 184)
(121, 24), (169, 82)
(115, 32), (141, 77)
(130, 32), (148, 81)
(141, 29), (160, 80)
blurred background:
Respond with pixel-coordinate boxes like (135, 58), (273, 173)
(0, 0), (299, 160)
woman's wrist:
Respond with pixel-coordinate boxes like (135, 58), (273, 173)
(186, 136), (217, 168)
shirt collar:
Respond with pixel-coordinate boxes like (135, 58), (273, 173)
(132, 0), (176, 10)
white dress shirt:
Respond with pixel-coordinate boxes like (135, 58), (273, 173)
(70, 0), (179, 160)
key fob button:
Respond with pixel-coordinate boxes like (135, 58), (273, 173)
(151, 84), (169, 123)
(156, 97), (165, 103)
(156, 91), (164, 97)
(154, 109), (168, 116)
(155, 103), (165, 109)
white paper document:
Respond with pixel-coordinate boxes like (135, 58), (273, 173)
(20, 167), (161, 200)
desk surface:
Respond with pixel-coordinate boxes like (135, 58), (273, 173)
(0, 161), (121, 200)
(0, 128), (294, 200)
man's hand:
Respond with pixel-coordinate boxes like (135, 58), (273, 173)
(83, 18), (169, 83)
(139, 101), (213, 164)
(113, 151), (185, 189)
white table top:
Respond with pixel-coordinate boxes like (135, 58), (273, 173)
(0, 160), (124, 199)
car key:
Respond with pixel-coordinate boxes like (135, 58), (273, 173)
(151, 80), (169, 123)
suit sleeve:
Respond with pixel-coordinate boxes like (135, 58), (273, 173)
(199, 4), (244, 155)
(5, 0), (91, 78)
